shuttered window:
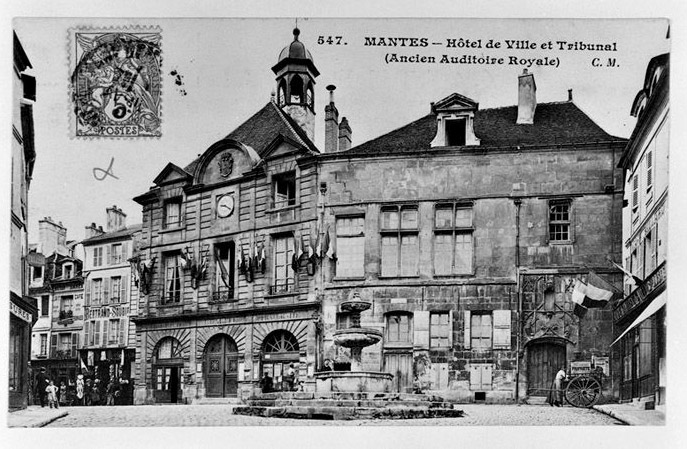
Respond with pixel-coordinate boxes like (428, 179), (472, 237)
(430, 312), (450, 348)
(631, 174), (639, 213)
(469, 363), (493, 390)
(381, 206), (419, 277)
(646, 150), (653, 191)
(336, 216), (365, 278)
(492, 310), (512, 349)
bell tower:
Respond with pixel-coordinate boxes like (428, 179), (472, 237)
(272, 28), (319, 141)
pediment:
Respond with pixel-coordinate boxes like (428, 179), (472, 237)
(261, 134), (311, 161)
(432, 93), (479, 114)
(153, 163), (192, 186)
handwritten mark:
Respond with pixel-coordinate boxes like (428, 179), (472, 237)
(93, 157), (119, 181)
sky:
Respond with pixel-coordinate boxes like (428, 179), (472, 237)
(12, 17), (670, 246)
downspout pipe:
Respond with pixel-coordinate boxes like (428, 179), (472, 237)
(514, 198), (522, 403)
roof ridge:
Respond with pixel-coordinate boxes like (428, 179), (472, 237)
(269, 101), (319, 152)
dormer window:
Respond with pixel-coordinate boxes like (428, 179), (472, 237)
(429, 93), (480, 148)
(64, 263), (73, 279)
(445, 118), (467, 146)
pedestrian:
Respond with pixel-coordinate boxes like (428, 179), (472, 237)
(106, 380), (117, 406)
(76, 374), (85, 406)
(259, 371), (273, 394)
(286, 363), (297, 391)
(34, 368), (49, 407)
(46, 380), (59, 409)
(551, 367), (567, 407)
(91, 379), (101, 405)
(59, 381), (68, 407)
(84, 378), (92, 406)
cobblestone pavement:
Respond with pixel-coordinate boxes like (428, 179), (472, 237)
(45, 403), (623, 427)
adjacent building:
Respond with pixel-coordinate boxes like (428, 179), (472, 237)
(613, 53), (669, 410)
(29, 218), (84, 389)
(9, 31), (38, 411)
(80, 206), (141, 405)
(130, 28), (627, 404)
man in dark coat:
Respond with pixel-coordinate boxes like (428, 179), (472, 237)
(35, 368), (49, 407)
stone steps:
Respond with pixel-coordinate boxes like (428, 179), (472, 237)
(245, 399), (453, 409)
(233, 405), (464, 420)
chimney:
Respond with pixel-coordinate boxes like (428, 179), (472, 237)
(85, 222), (105, 239)
(568, 88), (573, 102)
(106, 205), (127, 232)
(516, 69), (536, 125)
(38, 217), (68, 256)
(324, 85), (339, 153)
(338, 117), (352, 152)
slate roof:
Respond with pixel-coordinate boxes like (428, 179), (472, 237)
(81, 223), (143, 245)
(345, 101), (623, 156)
(184, 101), (318, 174)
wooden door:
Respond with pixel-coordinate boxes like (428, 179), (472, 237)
(527, 343), (566, 396)
(206, 335), (239, 398)
(384, 352), (413, 393)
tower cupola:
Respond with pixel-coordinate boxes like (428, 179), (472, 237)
(272, 28), (319, 140)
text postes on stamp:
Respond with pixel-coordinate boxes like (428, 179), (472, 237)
(71, 29), (162, 138)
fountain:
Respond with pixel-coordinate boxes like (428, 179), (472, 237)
(314, 292), (392, 393)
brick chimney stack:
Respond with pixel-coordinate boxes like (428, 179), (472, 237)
(338, 117), (352, 152)
(38, 216), (68, 256)
(324, 85), (339, 153)
(516, 69), (536, 125)
(84, 222), (105, 239)
(106, 205), (127, 232)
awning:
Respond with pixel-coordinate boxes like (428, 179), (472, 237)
(611, 292), (666, 346)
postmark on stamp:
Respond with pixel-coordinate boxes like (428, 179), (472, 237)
(70, 28), (162, 138)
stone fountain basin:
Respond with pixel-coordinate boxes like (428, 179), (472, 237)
(314, 371), (393, 393)
(333, 328), (383, 348)
(340, 300), (372, 313)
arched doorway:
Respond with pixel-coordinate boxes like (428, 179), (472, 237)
(527, 339), (567, 397)
(261, 330), (300, 391)
(153, 337), (184, 403)
(204, 334), (239, 398)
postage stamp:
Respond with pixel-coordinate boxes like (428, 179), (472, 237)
(69, 27), (162, 138)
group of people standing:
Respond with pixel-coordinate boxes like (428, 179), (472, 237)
(259, 363), (301, 393)
(34, 368), (124, 407)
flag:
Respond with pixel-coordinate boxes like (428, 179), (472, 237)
(321, 225), (330, 259)
(259, 243), (266, 274)
(214, 247), (231, 288)
(179, 248), (189, 269)
(326, 226), (336, 259)
(80, 358), (88, 372)
(611, 261), (642, 286)
(298, 234), (305, 259)
(253, 243), (260, 271)
(570, 277), (613, 318)
(238, 242), (246, 274)
(292, 237), (300, 272)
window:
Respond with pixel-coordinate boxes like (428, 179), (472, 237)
(644, 229), (657, 276)
(60, 296), (73, 314)
(646, 150), (653, 192)
(63, 263), (73, 279)
(470, 313), (492, 350)
(387, 313), (412, 344)
(39, 334), (48, 356)
(549, 201), (571, 242)
(59, 333), (71, 352)
(164, 254), (183, 303)
(434, 204), (474, 275)
(445, 118), (467, 146)
(272, 235), (294, 294)
(111, 244), (123, 264)
(32, 265), (43, 281)
(273, 172), (296, 208)
(631, 174), (639, 215)
(164, 198), (182, 228)
(638, 319), (653, 377)
(263, 330), (299, 353)
(336, 216), (365, 278)
(93, 247), (103, 267)
(381, 206), (419, 277)
(214, 243), (235, 300)
(92, 279), (103, 305)
(470, 363), (493, 391)
(430, 312), (450, 348)
(155, 367), (174, 391)
(41, 295), (49, 316)
(110, 276), (122, 303)
(109, 319), (120, 345)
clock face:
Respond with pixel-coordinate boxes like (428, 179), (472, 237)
(216, 194), (235, 218)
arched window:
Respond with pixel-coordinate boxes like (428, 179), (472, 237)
(306, 85), (313, 108)
(278, 82), (286, 107)
(155, 337), (182, 360)
(289, 76), (303, 103)
(263, 330), (299, 353)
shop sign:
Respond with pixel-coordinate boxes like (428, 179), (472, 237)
(87, 305), (129, 319)
(613, 263), (666, 322)
(10, 302), (33, 323)
(570, 361), (592, 375)
(593, 356), (610, 376)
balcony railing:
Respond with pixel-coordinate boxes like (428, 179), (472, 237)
(268, 281), (295, 296)
(211, 286), (236, 303)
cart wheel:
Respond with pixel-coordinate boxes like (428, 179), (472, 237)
(565, 376), (602, 408)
